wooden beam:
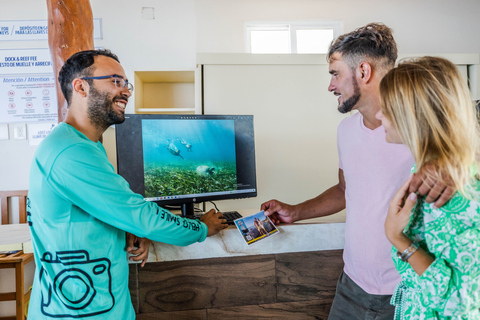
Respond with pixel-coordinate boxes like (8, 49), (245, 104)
(46, 0), (94, 123)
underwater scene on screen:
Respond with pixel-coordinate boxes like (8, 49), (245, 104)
(142, 119), (238, 198)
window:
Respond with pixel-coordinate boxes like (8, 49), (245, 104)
(245, 21), (343, 54)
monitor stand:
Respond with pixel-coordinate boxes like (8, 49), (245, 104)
(181, 203), (199, 219)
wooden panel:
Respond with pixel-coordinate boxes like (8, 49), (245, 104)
(130, 250), (344, 318)
(137, 255), (276, 313)
(136, 309), (207, 320)
(129, 264), (139, 313)
(276, 250), (343, 302)
(207, 299), (332, 320)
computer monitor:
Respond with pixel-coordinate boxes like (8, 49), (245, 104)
(115, 114), (257, 218)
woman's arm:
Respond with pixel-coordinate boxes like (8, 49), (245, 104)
(389, 235), (435, 276)
(416, 227), (480, 316)
(386, 177), (480, 316)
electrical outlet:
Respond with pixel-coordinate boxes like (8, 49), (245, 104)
(13, 123), (26, 140)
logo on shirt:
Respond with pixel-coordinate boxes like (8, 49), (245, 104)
(39, 250), (115, 317)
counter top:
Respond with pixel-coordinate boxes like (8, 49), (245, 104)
(143, 210), (346, 263)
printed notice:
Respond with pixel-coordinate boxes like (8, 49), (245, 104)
(0, 75), (58, 123)
(0, 48), (53, 75)
(28, 122), (57, 146)
(0, 19), (102, 41)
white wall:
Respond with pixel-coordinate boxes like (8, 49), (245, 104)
(201, 57), (345, 211)
(196, 0), (480, 54)
(1, 0), (480, 192)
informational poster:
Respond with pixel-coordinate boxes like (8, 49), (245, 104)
(1, 74), (58, 123)
(0, 19), (102, 124)
(0, 19), (102, 41)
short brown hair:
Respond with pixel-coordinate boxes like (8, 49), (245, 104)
(327, 23), (397, 73)
(58, 49), (120, 105)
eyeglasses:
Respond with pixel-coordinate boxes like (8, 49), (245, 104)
(80, 74), (134, 92)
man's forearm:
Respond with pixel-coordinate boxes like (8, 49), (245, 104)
(294, 184), (346, 221)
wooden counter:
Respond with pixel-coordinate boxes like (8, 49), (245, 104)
(130, 210), (346, 319)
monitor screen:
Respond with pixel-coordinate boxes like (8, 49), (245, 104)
(115, 114), (257, 217)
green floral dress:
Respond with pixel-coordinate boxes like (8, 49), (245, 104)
(391, 180), (480, 319)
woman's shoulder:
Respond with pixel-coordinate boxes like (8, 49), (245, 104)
(422, 188), (480, 230)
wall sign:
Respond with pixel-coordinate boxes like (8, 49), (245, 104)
(0, 19), (103, 124)
(28, 122), (57, 146)
(0, 74), (58, 123)
(0, 18), (102, 41)
(0, 48), (54, 75)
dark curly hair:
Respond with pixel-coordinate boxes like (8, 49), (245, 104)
(58, 49), (120, 105)
(327, 23), (397, 74)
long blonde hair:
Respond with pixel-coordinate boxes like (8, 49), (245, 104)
(379, 56), (480, 196)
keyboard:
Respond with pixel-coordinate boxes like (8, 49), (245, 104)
(221, 211), (242, 225)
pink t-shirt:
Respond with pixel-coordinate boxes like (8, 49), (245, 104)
(338, 112), (414, 295)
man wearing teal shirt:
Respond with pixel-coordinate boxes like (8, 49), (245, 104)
(27, 49), (228, 319)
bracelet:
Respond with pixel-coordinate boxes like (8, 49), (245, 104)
(396, 242), (419, 262)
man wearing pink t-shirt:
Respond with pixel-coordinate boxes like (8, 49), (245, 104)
(261, 23), (453, 319)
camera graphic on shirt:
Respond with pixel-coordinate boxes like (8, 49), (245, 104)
(39, 250), (114, 317)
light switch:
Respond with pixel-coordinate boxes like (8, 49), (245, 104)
(0, 124), (8, 140)
(13, 123), (26, 140)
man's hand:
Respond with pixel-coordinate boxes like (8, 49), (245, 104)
(409, 162), (456, 208)
(260, 199), (296, 224)
(200, 209), (228, 237)
(126, 233), (151, 268)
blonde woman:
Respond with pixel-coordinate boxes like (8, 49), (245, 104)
(376, 56), (480, 319)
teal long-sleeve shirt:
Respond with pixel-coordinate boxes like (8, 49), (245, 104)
(27, 122), (208, 319)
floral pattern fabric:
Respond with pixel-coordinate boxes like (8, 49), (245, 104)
(392, 179), (480, 319)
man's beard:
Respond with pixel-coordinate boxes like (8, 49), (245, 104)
(338, 76), (361, 114)
(87, 85), (125, 130)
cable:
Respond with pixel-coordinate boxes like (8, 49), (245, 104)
(209, 201), (219, 211)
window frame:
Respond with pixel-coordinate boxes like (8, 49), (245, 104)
(245, 20), (343, 54)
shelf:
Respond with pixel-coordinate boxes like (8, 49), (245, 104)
(134, 70), (195, 114)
